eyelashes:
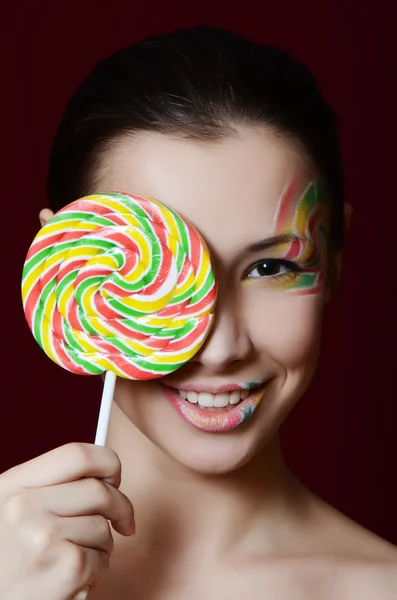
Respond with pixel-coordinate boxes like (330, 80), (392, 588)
(244, 258), (303, 284)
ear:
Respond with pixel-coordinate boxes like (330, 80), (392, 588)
(324, 202), (353, 302)
(39, 208), (55, 227)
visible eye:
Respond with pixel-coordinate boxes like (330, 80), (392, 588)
(245, 259), (301, 279)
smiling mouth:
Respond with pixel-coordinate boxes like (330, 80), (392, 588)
(171, 388), (251, 410)
(161, 382), (267, 432)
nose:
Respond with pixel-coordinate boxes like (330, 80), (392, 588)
(192, 286), (252, 371)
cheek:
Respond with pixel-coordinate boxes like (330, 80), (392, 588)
(245, 290), (324, 367)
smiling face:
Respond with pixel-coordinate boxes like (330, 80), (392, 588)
(92, 125), (332, 473)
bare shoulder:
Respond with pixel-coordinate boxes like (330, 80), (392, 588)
(303, 490), (397, 597)
(349, 558), (397, 598)
(347, 531), (397, 598)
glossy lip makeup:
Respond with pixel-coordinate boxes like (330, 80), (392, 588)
(161, 381), (266, 432)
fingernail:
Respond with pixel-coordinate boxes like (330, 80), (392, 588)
(74, 588), (89, 600)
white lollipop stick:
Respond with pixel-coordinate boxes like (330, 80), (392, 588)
(94, 371), (117, 446)
(74, 372), (115, 600)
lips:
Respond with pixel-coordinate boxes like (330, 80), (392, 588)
(161, 382), (266, 432)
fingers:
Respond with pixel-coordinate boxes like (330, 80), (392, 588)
(55, 543), (109, 597)
(38, 478), (135, 536)
(58, 515), (114, 554)
(0, 443), (131, 600)
(39, 208), (54, 227)
(3, 443), (122, 490)
(20, 541), (109, 600)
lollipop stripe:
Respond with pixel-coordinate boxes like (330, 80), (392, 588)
(35, 283), (55, 358)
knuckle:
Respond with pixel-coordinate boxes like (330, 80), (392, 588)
(105, 448), (122, 478)
(28, 524), (55, 554)
(86, 478), (110, 510)
(3, 492), (32, 523)
(58, 545), (109, 590)
(66, 443), (93, 471)
(64, 443), (121, 481)
(60, 543), (86, 584)
(94, 514), (112, 541)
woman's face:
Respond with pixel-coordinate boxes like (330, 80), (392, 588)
(93, 126), (333, 473)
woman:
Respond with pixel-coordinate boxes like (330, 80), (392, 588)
(1, 25), (396, 600)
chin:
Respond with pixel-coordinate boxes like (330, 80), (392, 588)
(122, 379), (295, 476)
(159, 424), (272, 475)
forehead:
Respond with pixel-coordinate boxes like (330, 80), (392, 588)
(97, 128), (311, 254)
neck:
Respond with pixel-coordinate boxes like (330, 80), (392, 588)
(106, 399), (307, 562)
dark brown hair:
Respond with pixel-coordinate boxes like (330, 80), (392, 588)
(47, 25), (345, 252)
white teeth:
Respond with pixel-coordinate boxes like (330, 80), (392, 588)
(213, 393), (229, 407)
(186, 391), (198, 404)
(197, 393), (214, 407)
(229, 391), (241, 404)
(178, 389), (253, 407)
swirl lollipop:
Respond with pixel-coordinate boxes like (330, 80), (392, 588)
(22, 192), (217, 443)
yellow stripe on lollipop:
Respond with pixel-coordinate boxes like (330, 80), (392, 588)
(93, 355), (125, 375)
(42, 248), (69, 271)
(80, 286), (98, 318)
(153, 198), (180, 240)
(121, 338), (157, 356)
(40, 293), (59, 364)
(120, 294), (173, 313)
(195, 247), (210, 289)
(165, 230), (178, 260)
(35, 219), (99, 240)
(176, 271), (195, 297)
(120, 259), (147, 285)
(85, 253), (120, 270)
(57, 283), (74, 319)
(93, 354), (158, 378)
(126, 228), (151, 264)
(89, 195), (142, 224)
(150, 347), (199, 364)
(138, 314), (179, 327)
(21, 247), (66, 301)
(21, 268), (42, 304)
(64, 246), (101, 261)
(121, 216), (142, 229)
(82, 316), (113, 338)
(73, 329), (104, 354)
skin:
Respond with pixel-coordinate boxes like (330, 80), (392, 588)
(38, 126), (396, 599)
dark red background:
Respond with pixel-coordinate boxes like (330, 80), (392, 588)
(3, 1), (396, 543)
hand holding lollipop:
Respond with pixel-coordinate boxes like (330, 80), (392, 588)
(5, 192), (217, 600)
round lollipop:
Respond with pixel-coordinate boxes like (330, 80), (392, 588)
(22, 192), (217, 443)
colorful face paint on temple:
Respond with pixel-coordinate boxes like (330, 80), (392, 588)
(270, 179), (330, 294)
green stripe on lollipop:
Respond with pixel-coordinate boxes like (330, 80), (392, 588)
(49, 211), (118, 228)
(33, 277), (54, 350)
(173, 211), (190, 256)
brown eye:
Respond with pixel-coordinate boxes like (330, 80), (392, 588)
(246, 259), (301, 280)
(247, 260), (285, 278)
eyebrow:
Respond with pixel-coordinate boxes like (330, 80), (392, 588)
(245, 232), (306, 254)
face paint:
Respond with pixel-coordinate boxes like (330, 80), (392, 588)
(271, 179), (330, 294)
